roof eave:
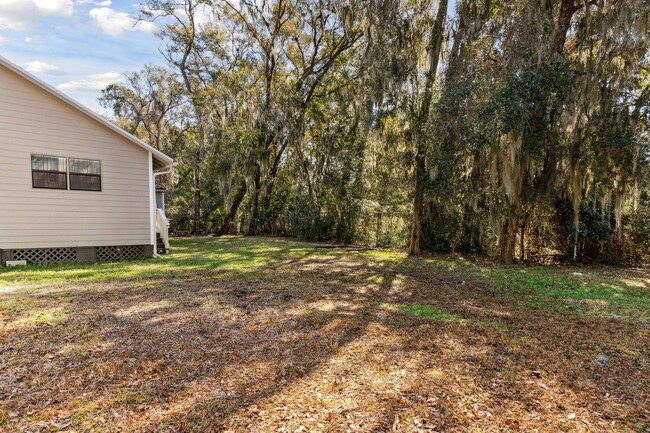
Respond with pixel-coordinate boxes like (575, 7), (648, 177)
(153, 153), (175, 169)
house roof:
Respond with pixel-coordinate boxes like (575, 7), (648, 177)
(0, 55), (174, 170)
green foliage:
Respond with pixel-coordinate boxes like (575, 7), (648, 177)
(97, 0), (650, 263)
(626, 208), (650, 264)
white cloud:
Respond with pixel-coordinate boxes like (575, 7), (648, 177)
(0, 34), (6, 45)
(172, 4), (212, 28)
(0, 0), (74, 30)
(57, 71), (122, 92)
(24, 35), (44, 43)
(33, 0), (74, 16)
(89, 7), (154, 37)
(24, 60), (66, 75)
(74, 0), (111, 4)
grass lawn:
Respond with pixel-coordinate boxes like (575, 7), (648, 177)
(0, 237), (648, 432)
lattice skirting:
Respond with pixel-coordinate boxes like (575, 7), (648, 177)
(12, 248), (77, 264)
(1, 245), (153, 265)
(96, 245), (146, 261)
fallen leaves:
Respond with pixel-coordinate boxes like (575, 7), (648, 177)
(504, 418), (520, 430)
(0, 238), (648, 432)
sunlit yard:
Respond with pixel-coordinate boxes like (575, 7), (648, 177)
(1, 237), (648, 432)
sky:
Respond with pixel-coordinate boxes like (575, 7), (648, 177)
(0, 0), (166, 113)
(0, 0), (459, 114)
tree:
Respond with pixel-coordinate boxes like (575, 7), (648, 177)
(99, 0), (650, 263)
(141, 0), (221, 234)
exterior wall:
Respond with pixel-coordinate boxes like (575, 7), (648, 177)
(0, 63), (153, 251)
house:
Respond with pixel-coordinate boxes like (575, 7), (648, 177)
(0, 55), (174, 265)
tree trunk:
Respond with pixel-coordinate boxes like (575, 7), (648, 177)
(191, 124), (205, 235)
(572, 197), (580, 261)
(408, 154), (425, 256)
(519, 214), (527, 262)
(553, 0), (578, 54)
(192, 163), (201, 235)
(261, 140), (289, 212)
(375, 206), (383, 247)
(407, 0), (448, 256)
(247, 165), (261, 236)
(218, 179), (247, 236)
(499, 217), (517, 264)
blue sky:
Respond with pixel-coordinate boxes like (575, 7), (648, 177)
(0, 0), (165, 112)
(0, 0), (459, 114)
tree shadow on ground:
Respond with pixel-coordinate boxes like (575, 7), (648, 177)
(0, 237), (648, 432)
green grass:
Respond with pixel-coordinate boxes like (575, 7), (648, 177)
(1, 236), (648, 322)
(0, 237), (406, 289)
(381, 303), (468, 322)
(18, 307), (67, 325)
(379, 302), (503, 328)
(484, 266), (650, 320)
(0, 237), (319, 287)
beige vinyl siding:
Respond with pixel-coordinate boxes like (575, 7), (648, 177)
(0, 63), (152, 249)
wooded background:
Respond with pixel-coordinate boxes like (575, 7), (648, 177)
(99, 0), (650, 263)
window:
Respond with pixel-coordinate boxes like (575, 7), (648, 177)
(30, 155), (102, 192)
(32, 155), (67, 189)
(69, 158), (101, 191)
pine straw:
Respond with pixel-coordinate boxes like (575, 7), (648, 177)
(0, 239), (648, 432)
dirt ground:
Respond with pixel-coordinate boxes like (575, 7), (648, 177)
(0, 237), (648, 432)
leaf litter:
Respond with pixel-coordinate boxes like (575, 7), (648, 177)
(0, 237), (648, 432)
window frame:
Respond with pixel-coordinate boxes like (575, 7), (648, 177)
(31, 154), (68, 190)
(68, 157), (102, 192)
